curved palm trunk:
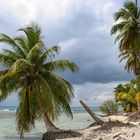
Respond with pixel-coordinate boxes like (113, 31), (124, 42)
(43, 112), (59, 132)
(40, 106), (59, 132)
(79, 100), (104, 125)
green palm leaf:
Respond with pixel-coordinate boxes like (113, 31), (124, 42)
(0, 24), (79, 136)
(43, 59), (79, 72)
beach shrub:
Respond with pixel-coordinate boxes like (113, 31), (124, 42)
(99, 99), (118, 115)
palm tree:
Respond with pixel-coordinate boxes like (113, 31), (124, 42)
(99, 99), (118, 116)
(114, 76), (140, 113)
(115, 83), (137, 112)
(0, 24), (79, 137)
(119, 50), (140, 74)
(111, 0), (140, 75)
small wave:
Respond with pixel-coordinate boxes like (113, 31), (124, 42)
(3, 109), (10, 111)
(0, 109), (16, 112)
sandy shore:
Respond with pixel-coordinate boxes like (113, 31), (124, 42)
(0, 111), (140, 140)
(58, 115), (140, 140)
(0, 111), (15, 119)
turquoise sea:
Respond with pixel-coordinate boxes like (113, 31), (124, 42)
(0, 106), (100, 140)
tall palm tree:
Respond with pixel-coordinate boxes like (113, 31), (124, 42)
(0, 24), (79, 137)
(111, 0), (140, 75)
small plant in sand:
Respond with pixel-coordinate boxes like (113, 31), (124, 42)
(99, 99), (118, 116)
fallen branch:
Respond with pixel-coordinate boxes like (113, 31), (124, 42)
(127, 112), (140, 122)
(79, 100), (104, 125)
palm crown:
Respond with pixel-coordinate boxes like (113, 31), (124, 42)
(0, 24), (79, 136)
(111, 1), (140, 51)
(111, 1), (140, 75)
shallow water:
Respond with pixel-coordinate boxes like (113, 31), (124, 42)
(0, 112), (94, 140)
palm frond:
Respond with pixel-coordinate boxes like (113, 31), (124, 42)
(14, 36), (29, 54)
(19, 24), (41, 49)
(0, 34), (26, 57)
(27, 41), (44, 63)
(37, 45), (60, 65)
(7, 59), (32, 76)
(16, 83), (37, 138)
(0, 53), (16, 67)
(34, 74), (56, 120)
(40, 71), (74, 119)
(0, 73), (21, 101)
(43, 59), (79, 73)
(3, 49), (22, 59)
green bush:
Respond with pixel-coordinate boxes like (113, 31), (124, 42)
(100, 99), (118, 115)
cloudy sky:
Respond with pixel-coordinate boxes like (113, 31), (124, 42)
(0, 0), (136, 106)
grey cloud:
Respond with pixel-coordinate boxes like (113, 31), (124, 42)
(38, 2), (133, 84)
(0, 0), (133, 85)
(71, 82), (126, 106)
(58, 35), (133, 84)
(0, 0), (134, 106)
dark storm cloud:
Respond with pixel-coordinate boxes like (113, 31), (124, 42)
(0, 0), (133, 85)
(45, 4), (133, 84)
(58, 35), (133, 84)
(0, 0), (134, 106)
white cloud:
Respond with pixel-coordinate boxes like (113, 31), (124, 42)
(0, 81), (128, 107)
(0, 0), (80, 26)
(0, 0), (119, 30)
(79, 0), (120, 34)
(72, 81), (127, 106)
(58, 38), (79, 52)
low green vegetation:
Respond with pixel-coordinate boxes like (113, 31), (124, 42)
(114, 76), (140, 113)
(100, 75), (140, 115)
(99, 99), (118, 115)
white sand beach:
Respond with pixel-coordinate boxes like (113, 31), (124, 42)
(59, 115), (140, 140)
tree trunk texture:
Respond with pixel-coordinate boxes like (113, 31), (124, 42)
(79, 100), (104, 125)
(42, 131), (81, 140)
(43, 112), (59, 132)
(42, 113), (82, 140)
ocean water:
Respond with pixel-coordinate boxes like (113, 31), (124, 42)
(0, 106), (100, 140)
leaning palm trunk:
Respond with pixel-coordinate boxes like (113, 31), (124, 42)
(40, 106), (59, 132)
(43, 112), (59, 132)
(79, 100), (104, 125)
